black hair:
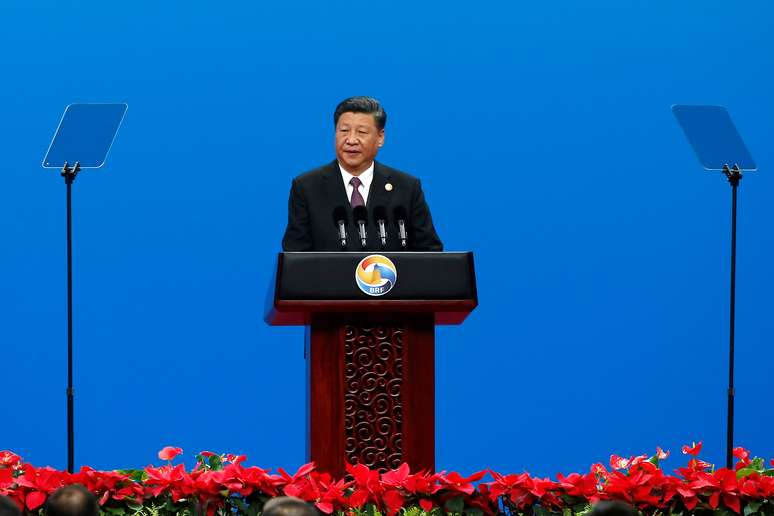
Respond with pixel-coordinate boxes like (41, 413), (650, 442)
(0, 495), (21, 516)
(45, 485), (100, 516)
(590, 501), (639, 516)
(333, 96), (387, 130)
(263, 496), (320, 516)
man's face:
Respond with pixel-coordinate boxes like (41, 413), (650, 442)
(335, 112), (384, 175)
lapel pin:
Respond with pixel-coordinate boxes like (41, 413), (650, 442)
(385, 183), (393, 192)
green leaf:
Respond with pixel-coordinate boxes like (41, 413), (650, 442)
(573, 502), (592, 515)
(751, 458), (765, 471)
(365, 503), (382, 516)
(465, 508), (483, 516)
(744, 502), (762, 516)
(209, 455), (224, 470)
(574, 504), (594, 516)
(116, 468), (148, 482)
(535, 506), (555, 516)
(444, 496), (464, 514)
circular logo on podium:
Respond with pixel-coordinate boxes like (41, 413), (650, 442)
(355, 255), (397, 296)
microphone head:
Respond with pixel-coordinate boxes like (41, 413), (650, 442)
(333, 206), (347, 225)
(373, 205), (388, 223)
(393, 205), (408, 221)
(353, 205), (368, 222)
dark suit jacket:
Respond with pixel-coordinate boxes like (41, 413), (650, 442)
(282, 160), (443, 251)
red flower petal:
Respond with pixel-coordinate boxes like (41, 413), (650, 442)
(382, 489), (404, 516)
(26, 491), (46, 510)
(709, 491), (720, 509)
(722, 493), (741, 514)
(419, 499), (434, 512)
(158, 446), (183, 461)
(315, 501), (334, 514)
(681, 441), (702, 456)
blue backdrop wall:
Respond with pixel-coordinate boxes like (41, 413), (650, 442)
(1, 0), (773, 477)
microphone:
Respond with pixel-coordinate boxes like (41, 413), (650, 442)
(332, 206), (348, 249)
(352, 205), (368, 249)
(373, 206), (388, 249)
(393, 206), (408, 249)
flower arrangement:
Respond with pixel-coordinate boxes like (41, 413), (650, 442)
(1, 443), (773, 515)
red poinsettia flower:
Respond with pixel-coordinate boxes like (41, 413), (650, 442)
(157, 446), (183, 461)
(381, 463), (410, 489)
(733, 447), (750, 469)
(681, 441), (702, 456)
(610, 455), (631, 470)
(436, 470), (487, 495)
(381, 488), (405, 516)
(14, 464), (71, 510)
(0, 468), (14, 488)
(224, 454), (247, 465)
(345, 463), (382, 508)
(687, 458), (713, 471)
(656, 447), (669, 460)
(144, 463), (195, 501)
(0, 451), (21, 468)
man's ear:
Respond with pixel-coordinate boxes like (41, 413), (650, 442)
(378, 129), (385, 147)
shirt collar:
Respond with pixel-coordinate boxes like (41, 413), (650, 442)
(338, 161), (374, 188)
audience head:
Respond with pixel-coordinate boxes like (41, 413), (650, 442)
(45, 484), (100, 516)
(0, 495), (21, 516)
(591, 500), (639, 516)
(262, 496), (319, 516)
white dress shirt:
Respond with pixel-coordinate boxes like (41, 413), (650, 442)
(338, 161), (374, 206)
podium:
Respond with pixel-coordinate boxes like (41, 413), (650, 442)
(265, 252), (477, 477)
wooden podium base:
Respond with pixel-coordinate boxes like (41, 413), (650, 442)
(306, 313), (435, 477)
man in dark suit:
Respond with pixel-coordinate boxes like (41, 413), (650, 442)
(282, 96), (443, 252)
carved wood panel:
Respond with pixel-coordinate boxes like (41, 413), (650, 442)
(343, 324), (404, 471)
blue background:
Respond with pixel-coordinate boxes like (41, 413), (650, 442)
(1, 0), (772, 477)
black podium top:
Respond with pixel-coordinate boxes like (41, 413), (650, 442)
(265, 252), (477, 325)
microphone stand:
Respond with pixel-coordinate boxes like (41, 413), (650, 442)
(61, 161), (80, 473)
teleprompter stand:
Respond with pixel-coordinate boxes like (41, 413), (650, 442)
(673, 105), (757, 469)
(62, 161), (80, 474)
(43, 103), (127, 472)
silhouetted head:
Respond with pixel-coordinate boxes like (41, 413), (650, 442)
(45, 485), (99, 516)
(263, 496), (319, 516)
(0, 495), (21, 516)
(591, 500), (639, 516)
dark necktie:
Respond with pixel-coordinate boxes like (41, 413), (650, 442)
(350, 177), (365, 208)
